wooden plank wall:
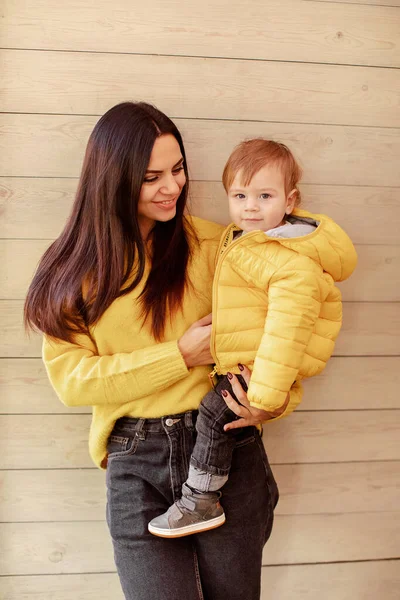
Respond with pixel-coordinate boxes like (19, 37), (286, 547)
(1, 0), (400, 597)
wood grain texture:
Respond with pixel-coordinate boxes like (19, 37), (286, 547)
(2, 115), (400, 186)
(0, 359), (90, 414)
(2, 178), (399, 245)
(1, 461), (398, 522)
(2, 357), (398, 414)
(3, 239), (398, 301)
(2, 0), (400, 67)
(2, 49), (400, 127)
(2, 563), (400, 600)
(302, 356), (400, 410)
(1, 411), (398, 469)
(1, 513), (399, 575)
(333, 302), (400, 356)
(313, 0), (400, 5)
(1, 301), (398, 358)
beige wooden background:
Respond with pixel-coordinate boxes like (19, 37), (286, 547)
(1, 0), (400, 598)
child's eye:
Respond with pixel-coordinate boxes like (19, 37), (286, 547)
(260, 193), (271, 200)
(235, 193), (246, 199)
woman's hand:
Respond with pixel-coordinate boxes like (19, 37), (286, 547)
(178, 313), (213, 368)
(223, 365), (290, 431)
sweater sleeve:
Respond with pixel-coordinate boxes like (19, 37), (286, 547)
(248, 260), (322, 412)
(43, 333), (189, 408)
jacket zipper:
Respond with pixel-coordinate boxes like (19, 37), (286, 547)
(210, 227), (260, 375)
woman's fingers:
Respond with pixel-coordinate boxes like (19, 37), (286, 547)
(221, 389), (254, 431)
(228, 372), (250, 406)
(224, 417), (250, 431)
(196, 313), (212, 327)
(221, 389), (248, 417)
(237, 363), (251, 386)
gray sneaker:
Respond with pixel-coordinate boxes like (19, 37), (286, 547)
(148, 483), (226, 538)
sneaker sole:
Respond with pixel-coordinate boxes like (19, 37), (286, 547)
(148, 514), (226, 538)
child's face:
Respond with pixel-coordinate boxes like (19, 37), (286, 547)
(227, 163), (296, 233)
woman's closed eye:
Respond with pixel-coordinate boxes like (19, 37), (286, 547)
(172, 165), (185, 175)
(143, 164), (185, 184)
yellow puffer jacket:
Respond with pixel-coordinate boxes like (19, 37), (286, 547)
(210, 208), (357, 415)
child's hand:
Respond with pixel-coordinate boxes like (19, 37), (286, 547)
(222, 365), (289, 431)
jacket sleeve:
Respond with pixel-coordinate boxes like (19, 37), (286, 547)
(248, 259), (322, 412)
(42, 333), (189, 408)
(263, 379), (303, 423)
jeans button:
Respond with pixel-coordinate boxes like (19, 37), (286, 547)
(165, 418), (174, 426)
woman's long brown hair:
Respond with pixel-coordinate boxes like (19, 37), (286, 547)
(24, 102), (196, 342)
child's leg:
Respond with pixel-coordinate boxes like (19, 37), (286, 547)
(187, 379), (240, 492)
(148, 375), (248, 538)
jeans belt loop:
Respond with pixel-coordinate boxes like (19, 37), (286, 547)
(135, 418), (147, 440)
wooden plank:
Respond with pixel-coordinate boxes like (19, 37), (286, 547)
(1, 461), (398, 522)
(0, 414), (93, 469)
(2, 562), (400, 600)
(0, 301), (42, 358)
(314, 0), (400, 5)
(3, 240), (398, 301)
(2, 50), (400, 128)
(263, 512), (400, 565)
(1, 115), (400, 187)
(0, 521), (115, 575)
(1, 512), (399, 575)
(274, 461), (400, 516)
(302, 357), (400, 410)
(0, 359), (91, 414)
(2, 357), (398, 415)
(260, 560), (400, 600)
(266, 409), (400, 464)
(334, 302), (400, 356)
(2, 178), (400, 245)
(1, 240), (50, 299)
(0, 410), (399, 469)
(0, 573), (124, 600)
(1, 301), (399, 358)
(0, 177), (76, 239)
(2, 0), (400, 68)
(337, 245), (400, 302)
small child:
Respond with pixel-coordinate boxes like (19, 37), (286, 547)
(148, 139), (357, 538)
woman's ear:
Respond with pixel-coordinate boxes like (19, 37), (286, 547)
(285, 189), (298, 214)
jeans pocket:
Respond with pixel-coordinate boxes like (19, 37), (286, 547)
(234, 431), (256, 448)
(107, 434), (139, 459)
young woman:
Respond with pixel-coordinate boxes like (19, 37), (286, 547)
(24, 101), (299, 600)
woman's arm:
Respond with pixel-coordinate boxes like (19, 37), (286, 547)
(43, 314), (213, 408)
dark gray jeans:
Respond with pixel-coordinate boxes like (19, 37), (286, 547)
(190, 374), (252, 482)
(106, 409), (279, 600)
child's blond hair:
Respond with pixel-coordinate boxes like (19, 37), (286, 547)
(222, 139), (303, 205)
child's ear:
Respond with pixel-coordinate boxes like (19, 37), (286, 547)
(285, 189), (297, 214)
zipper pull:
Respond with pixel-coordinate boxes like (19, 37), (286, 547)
(208, 366), (219, 390)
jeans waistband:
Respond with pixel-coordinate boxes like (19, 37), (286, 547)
(112, 410), (197, 436)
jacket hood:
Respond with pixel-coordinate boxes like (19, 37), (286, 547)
(227, 208), (357, 282)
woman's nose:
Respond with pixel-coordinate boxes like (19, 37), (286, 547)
(161, 174), (180, 195)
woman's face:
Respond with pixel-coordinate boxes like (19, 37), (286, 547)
(138, 134), (186, 238)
